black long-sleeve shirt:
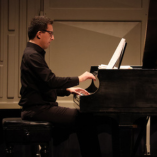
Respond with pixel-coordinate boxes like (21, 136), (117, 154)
(19, 42), (79, 108)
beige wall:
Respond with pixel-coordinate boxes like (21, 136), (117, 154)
(0, 0), (41, 108)
(0, 0), (149, 108)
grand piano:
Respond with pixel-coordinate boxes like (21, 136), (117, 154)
(75, 0), (157, 156)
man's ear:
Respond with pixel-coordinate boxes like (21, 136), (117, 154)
(36, 31), (41, 39)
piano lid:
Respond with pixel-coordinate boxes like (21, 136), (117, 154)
(143, 0), (157, 69)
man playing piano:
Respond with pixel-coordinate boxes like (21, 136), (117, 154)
(19, 16), (101, 157)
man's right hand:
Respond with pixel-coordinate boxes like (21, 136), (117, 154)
(78, 71), (96, 82)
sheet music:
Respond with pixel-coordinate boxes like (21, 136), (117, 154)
(98, 64), (132, 69)
(106, 38), (126, 69)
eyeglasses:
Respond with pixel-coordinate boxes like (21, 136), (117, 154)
(42, 30), (54, 37)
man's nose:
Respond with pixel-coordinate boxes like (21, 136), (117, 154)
(51, 35), (54, 40)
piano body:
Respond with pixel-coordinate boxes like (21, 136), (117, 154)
(77, 0), (157, 156)
(78, 66), (157, 156)
(80, 66), (157, 119)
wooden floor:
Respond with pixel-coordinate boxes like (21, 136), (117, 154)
(0, 132), (151, 157)
(1, 110), (157, 156)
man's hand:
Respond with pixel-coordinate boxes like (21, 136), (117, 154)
(78, 71), (96, 82)
(67, 87), (90, 95)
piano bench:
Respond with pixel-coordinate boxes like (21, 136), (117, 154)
(2, 118), (53, 157)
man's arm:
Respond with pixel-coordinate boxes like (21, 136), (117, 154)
(57, 71), (96, 96)
(66, 71), (96, 95)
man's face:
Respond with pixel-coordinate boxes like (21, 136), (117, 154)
(39, 24), (54, 49)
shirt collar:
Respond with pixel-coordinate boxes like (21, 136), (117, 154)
(27, 42), (46, 57)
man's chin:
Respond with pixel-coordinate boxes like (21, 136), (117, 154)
(44, 44), (50, 49)
(47, 43), (51, 47)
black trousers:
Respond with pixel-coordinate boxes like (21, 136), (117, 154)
(21, 105), (102, 157)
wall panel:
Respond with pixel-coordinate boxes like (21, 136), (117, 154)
(0, 0), (40, 108)
(0, 66), (3, 98)
(0, 0), (1, 62)
(8, 0), (16, 31)
(0, 0), (5, 62)
(18, 0), (27, 97)
(27, 0), (40, 29)
(1, 0), (8, 102)
(50, 21), (141, 89)
(7, 34), (15, 98)
(49, 0), (142, 8)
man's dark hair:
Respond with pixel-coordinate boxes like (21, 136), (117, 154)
(28, 16), (53, 40)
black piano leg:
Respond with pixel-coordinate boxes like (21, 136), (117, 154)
(119, 125), (134, 157)
(112, 123), (134, 157)
(131, 117), (149, 157)
(112, 121), (120, 157)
